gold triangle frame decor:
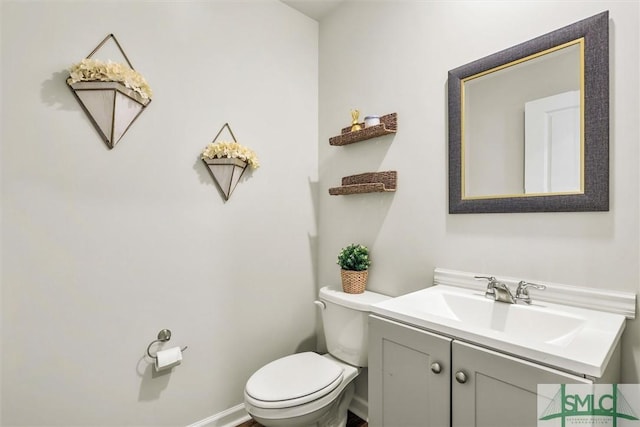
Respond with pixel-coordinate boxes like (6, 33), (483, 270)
(201, 123), (259, 201)
(66, 34), (152, 149)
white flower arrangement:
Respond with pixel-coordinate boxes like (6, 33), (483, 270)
(201, 141), (260, 169)
(67, 58), (153, 100)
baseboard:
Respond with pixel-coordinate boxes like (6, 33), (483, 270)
(349, 395), (368, 422)
(186, 403), (251, 427)
(187, 396), (369, 427)
(187, 396), (368, 426)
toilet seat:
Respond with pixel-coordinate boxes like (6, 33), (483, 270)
(245, 352), (344, 409)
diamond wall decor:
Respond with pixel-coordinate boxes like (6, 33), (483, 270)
(66, 34), (152, 149)
(201, 123), (259, 201)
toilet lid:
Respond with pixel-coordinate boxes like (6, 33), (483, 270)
(245, 352), (344, 404)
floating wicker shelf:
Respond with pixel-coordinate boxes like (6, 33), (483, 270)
(329, 113), (397, 146)
(329, 171), (397, 195)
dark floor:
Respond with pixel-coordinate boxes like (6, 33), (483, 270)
(237, 410), (368, 427)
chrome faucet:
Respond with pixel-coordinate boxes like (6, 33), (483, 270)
(475, 276), (546, 304)
(475, 276), (516, 303)
(515, 281), (547, 304)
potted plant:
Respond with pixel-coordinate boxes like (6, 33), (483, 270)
(337, 244), (371, 294)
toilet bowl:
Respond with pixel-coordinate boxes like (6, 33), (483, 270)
(243, 287), (390, 427)
(244, 353), (358, 427)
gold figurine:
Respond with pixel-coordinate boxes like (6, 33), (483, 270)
(351, 109), (362, 132)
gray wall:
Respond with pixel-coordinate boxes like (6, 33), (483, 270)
(1, 1), (318, 425)
(318, 0), (639, 402)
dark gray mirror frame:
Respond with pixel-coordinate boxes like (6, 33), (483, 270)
(448, 11), (609, 214)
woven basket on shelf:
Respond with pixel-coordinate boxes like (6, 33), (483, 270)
(340, 269), (368, 294)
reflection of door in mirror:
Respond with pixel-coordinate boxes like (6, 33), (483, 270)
(462, 40), (582, 199)
(525, 90), (581, 194)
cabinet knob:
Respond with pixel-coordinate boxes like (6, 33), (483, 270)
(455, 371), (468, 384)
(430, 362), (442, 374)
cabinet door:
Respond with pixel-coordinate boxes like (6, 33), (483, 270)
(451, 341), (592, 427)
(369, 315), (452, 427)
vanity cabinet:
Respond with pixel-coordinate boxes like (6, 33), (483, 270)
(369, 314), (452, 427)
(369, 315), (594, 427)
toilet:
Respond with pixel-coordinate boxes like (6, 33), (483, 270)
(243, 286), (390, 427)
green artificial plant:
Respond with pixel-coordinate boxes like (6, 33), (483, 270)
(337, 244), (371, 272)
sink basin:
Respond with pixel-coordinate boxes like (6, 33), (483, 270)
(370, 285), (625, 377)
(421, 289), (586, 345)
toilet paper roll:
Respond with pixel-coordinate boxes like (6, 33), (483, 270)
(154, 346), (183, 372)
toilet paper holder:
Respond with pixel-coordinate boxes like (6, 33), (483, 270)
(146, 329), (188, 359)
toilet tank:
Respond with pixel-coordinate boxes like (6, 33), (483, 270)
(318, 286), (390, 367)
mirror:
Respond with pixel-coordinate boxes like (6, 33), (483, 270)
(448, 11), (609, 213)
(464, 41), (582, 197)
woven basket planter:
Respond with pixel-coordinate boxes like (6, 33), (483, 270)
(340, 269), (368, 294)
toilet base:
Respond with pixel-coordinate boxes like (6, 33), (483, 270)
(249, 381), (355, 427)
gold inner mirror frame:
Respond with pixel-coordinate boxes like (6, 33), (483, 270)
(460, 38), (585, 201)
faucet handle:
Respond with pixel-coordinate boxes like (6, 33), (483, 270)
(515, 281), (546, 304)
(475, 276), (498, 299)
(474, 275), (496, 282)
